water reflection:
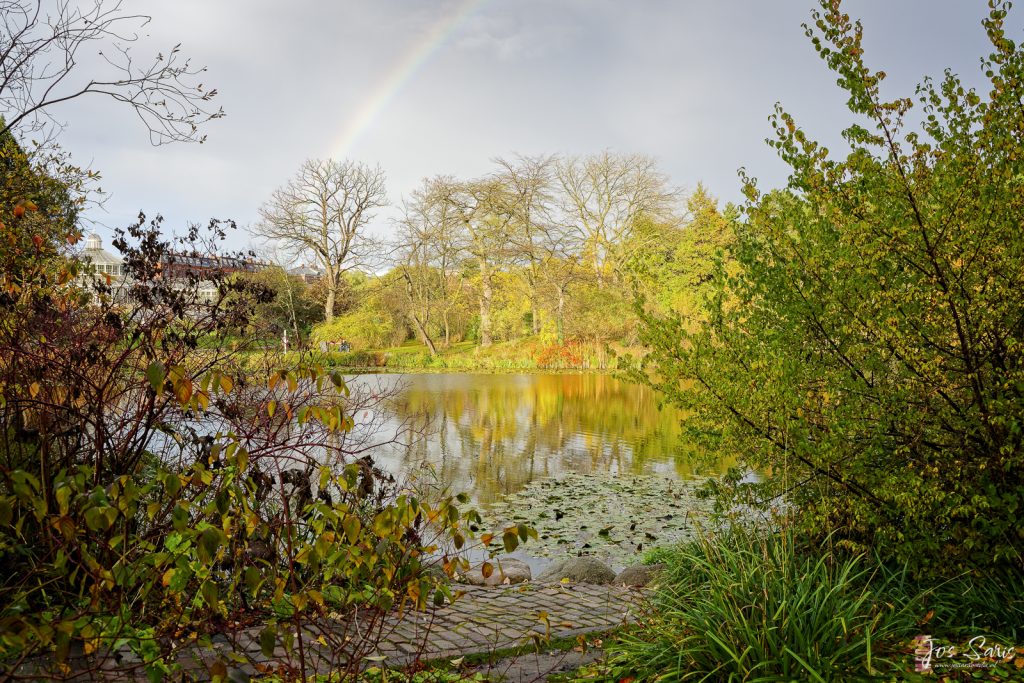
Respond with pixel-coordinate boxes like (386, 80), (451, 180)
(354, 373), (730, 505)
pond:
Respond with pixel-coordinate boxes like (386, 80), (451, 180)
(351, 372), (731, 504)
(343, 372), (736, 568)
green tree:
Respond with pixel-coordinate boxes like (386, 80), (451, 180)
(635, 0), (1024, 578)
(626, 185), (737, 323)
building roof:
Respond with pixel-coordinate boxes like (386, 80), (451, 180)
(288, 264), (322, 277)
(82, 233), (123, 266)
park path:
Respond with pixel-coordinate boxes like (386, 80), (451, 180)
(371, 582), (642, 666)
(30, 582), (643, 681)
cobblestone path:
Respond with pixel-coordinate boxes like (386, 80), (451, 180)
(25, 583), (642, 680)
(372, 582), (642, 666)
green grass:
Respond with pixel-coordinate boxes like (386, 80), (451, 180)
(601, 528), (924, 682)
(302, 338), (635, 373)
(229, 336), (643, 374)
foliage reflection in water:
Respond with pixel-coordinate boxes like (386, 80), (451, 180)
(352, 373), (732, 505)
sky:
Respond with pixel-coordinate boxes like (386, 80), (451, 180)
(49, 0), (1013, 253)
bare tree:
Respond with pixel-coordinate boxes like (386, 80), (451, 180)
(494, 154), (555, 335)
(431, 176), (515, 348)
(556, 151), (678, 284)
(393, 179), (468, 354)
(394, 193), (440, 355)
(0, 0), (223, 144)
(255, 159), (387, 322)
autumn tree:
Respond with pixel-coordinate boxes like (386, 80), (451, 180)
(394, 189), (441, 354)
(628, 184), (737, 320)
(255, 158), (386, 322)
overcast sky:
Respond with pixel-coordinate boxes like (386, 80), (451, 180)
(53, 0), (1013, 252)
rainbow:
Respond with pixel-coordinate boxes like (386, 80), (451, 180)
(331, 0), (489, 159)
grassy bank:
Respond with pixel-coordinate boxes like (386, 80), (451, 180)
(292, 338), (642, 373)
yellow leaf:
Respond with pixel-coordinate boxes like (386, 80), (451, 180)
(161, 568), (176, 587)
(28, 382), (40, 398)
(220, 374), (233, 394)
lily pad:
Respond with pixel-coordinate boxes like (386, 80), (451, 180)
(482, 472), (714, 565)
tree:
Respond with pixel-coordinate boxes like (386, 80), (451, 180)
(236, 265), (322, 341)
(393, 179), (469, 354)
(0, 0), (222, 145)
(395, 198), (441, 355)
(255, 158), (386, 322)
(0, 172), (482, 683)
(627, 184), (737, 320)
(556, 151), (678, 284)
(635, 0), (1024, 579)
(431, 175), (515, 347)
(494, 154), (556, 335)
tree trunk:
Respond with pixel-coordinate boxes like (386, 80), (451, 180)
(479, 259), (493, 347)
(324, 285), (335, 323)
(529, 264), (541, 335)
(324, 266), (338, 323)
(443, 311), (451, 347)
(556, 285), (566, 344)
(411, 315), (437, 355)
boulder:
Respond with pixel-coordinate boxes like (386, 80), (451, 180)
(614, 563), (666, 587)
(460, 557), (532, 586)
(536, 556), (616, 584)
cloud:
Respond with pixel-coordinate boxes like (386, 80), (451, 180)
(37, 0), (1019, 251)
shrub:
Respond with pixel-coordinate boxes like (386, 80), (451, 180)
(311, 305), (404, 350)
(633, 0), (1024, 579)
(0, 214), (487, 680)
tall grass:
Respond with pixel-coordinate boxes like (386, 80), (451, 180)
(606, 528), (921, 682)
(900, 566), (1024, 641)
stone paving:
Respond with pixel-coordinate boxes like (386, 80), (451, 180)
(371, 582), (642, 666)
(17, 582), (642, 681)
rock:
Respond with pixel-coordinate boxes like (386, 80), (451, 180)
(460, 557), (532, 586)
(536, 556), (616, 584)
(614, 563), (666, 587)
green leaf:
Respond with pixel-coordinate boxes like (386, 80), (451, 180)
(197, 528), (223, 564)
(171, 503), (189, 531)
(342, 516), (361, 545)
(201, 581), (219, 606)
(146, 361), (165, 392)
(259, 627), (276, 658)
(84, 506), (113, 531)
(244, 567), (262, 594)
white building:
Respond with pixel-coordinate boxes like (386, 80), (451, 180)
(80, 233), (131, 301)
